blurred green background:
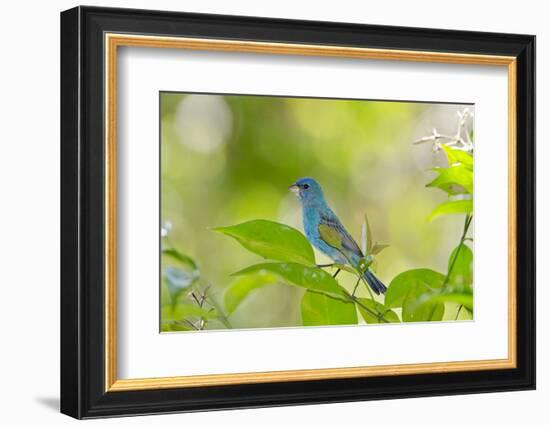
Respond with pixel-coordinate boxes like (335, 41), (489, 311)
(160, 92), (468, 330)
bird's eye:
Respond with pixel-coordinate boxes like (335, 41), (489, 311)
(303, 184), (310, 189)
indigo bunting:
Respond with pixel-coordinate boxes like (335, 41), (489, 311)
(289, 177), (387, 295)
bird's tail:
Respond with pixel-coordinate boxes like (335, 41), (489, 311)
(363, 269), (387, 295)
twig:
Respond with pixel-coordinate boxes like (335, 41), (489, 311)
(178, 318), (199, 330)
(352, 277), (361, 296)
(443, 214), (473, 290)
(331, 247), (385, 317)
(198, 285), (210, 307)
(201, 291), (233, 329)
(190, 284), (233, 330)
(428, 213), (473, 320)
(345, 293), (390, 324)
(191, 292), (201, 307)
(413, 108), (474, 152)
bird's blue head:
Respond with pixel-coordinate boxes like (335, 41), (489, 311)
(289, 177), (327, 206)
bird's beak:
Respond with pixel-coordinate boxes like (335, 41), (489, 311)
(288, 183), (300, 193)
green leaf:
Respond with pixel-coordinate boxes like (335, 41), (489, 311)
(165, 323), (195, 332)
(361, 214), (388, 257)
(160, 324), (173, 332)
(161, 323), (195, 332)
(213, 220), (315, 266)
(415, 303), (444, 322)
(427, 165), (473, 195)
(418, 286), (474, 311)
(429, 199), (473, 221)
(233, 262), (348, 300)
(361, 213), (373, 254)
(162, 248), (198, 270)
(448, 244), (473, 287)
(370, 243), (390, 255)
(301, 290), (358, 326)
(441, 145), (474, 169)
(332, 262), (359, 275)
(370, 257), (379, 273)
(385, 269), (446, 322)
(224, 273), (278, 314)
(357, 298), (400, 324)
(385, 269), (444, 307)
(454, 304), (473, 320)
(318, 224), (342, 249)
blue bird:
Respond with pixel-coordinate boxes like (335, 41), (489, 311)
(289, 177), (386, 295)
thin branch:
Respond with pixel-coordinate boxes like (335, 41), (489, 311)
(413, 108), (474, 152)
(443, 214), (473, 289)
(191, 292), (201, 307)
(178, 318), (199, 330)
(329, 245), (385, 316)
(345, 293), (390, 324)
(428, 213), (473, 320)
(352, 277), (361, 296)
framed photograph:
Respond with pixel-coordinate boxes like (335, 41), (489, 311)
(60, 6), (535, 419)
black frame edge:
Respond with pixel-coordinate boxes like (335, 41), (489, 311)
(60, 6), (83, 419)
(515, 34), (536, 391)
(60, 6), (536, 419)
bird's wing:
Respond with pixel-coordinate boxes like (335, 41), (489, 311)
(318, 211), (363, 259)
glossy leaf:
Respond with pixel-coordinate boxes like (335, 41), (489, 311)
(233, 262), (348, 300)
(357, 298), (400, 324)
(448, 244), (473, 287)
(429, 199), (473, 221)
(224, 273), (278, 314)
(361, 213), (373, 254)
(332, 262), (360, 275)
(301, 290), (358, 326)
(417, 286), (473, 311)
(161, 323), (194, 332)
(427, 165), (473, 195)
(454, 305), (474, 320)
(214, 220), (315, 266)
(385, 269), (445, 322)
(371, 243), (390, 255)
(370, 257), (379, 273)
(441, 144), (474, 169)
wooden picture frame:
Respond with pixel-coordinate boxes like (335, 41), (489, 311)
(60, 6), (535, 419)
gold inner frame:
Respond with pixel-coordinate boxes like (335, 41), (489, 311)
(104, 33), (517, 392)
